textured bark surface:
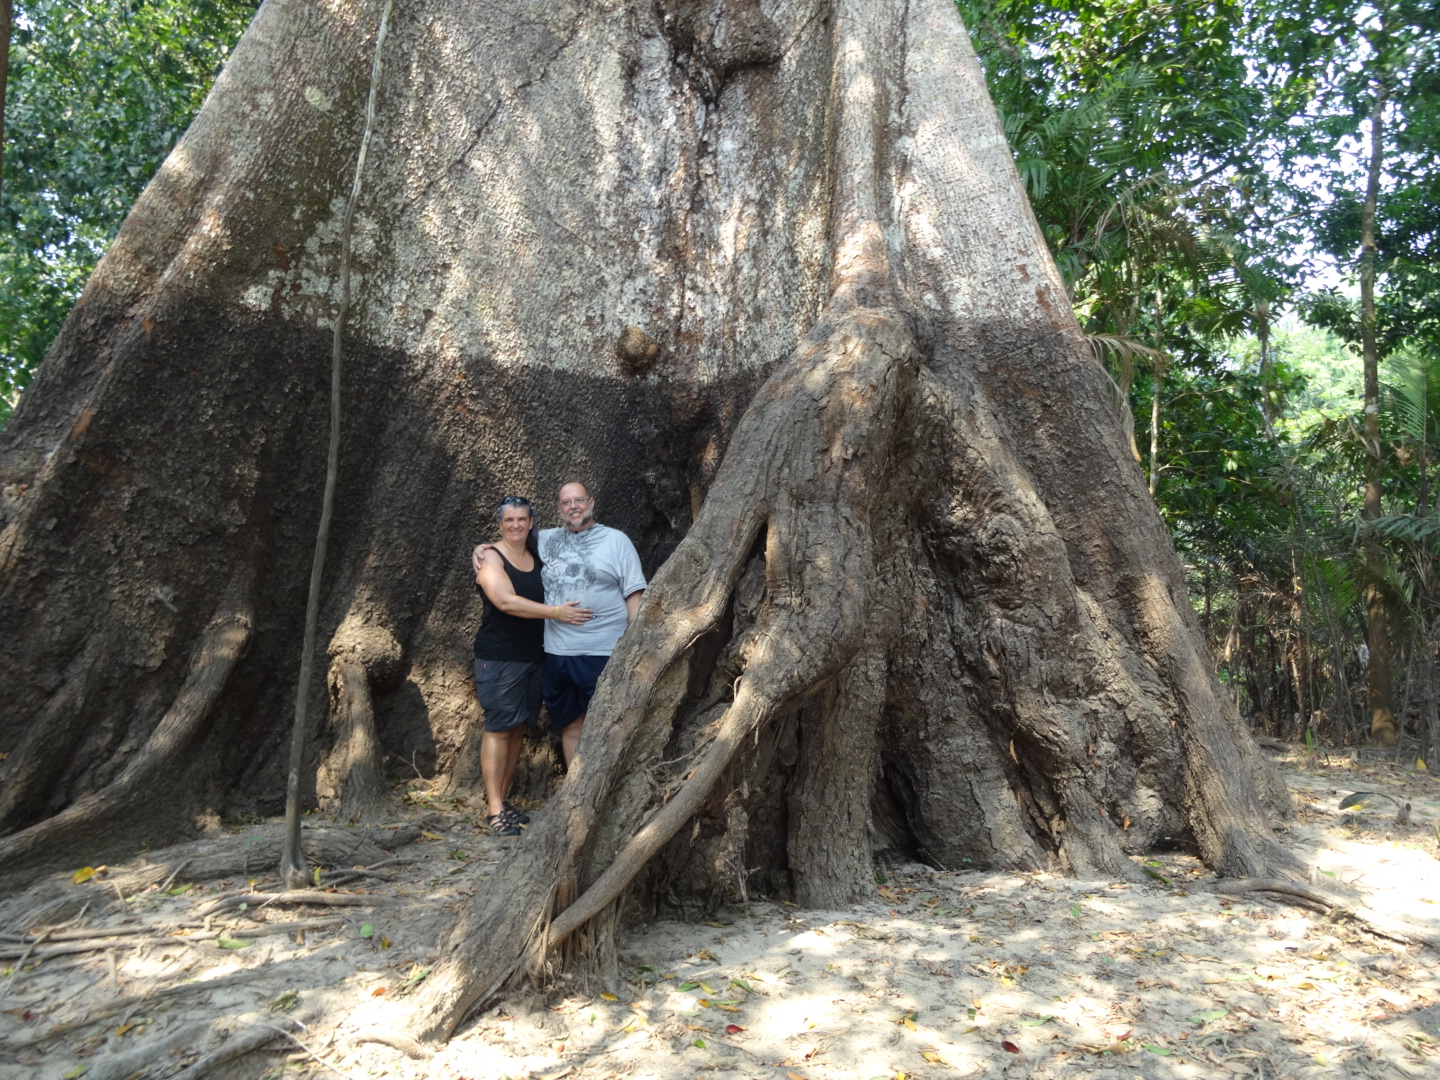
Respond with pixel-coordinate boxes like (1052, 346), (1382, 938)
(0, 0), (1294, 1042)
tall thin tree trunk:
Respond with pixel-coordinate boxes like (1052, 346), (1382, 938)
(1148, 361), (1163, 496)
(279, 0), (393, 887)
(1361, 73), (1396, 747)
(1147, 294), (1166, 496)
(1256, 296), (1272, 432)
(1, 0), (11, 207)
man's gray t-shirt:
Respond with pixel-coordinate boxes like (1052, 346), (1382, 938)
(540, 524), (647, 656)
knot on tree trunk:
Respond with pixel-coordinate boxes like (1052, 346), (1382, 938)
(616, 326), (660, 377)
(327, 617), (404, 687)
(659, 0), (782, 100)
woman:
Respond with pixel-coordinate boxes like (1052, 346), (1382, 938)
(474, 495), (591, 836)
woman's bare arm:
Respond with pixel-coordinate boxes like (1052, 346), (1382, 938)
(477, 550), (591, 624)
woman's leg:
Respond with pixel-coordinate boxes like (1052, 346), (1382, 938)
(481, 730), (510, 818)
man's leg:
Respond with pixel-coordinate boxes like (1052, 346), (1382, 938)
(500, 726), (524, 799)
(560, 716), (584, 767)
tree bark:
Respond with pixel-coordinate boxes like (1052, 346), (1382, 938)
(0, 0), (1295, 1038)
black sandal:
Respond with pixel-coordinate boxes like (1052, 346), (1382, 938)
(487, 813), (521, 837)
(503, 801), (530, 825)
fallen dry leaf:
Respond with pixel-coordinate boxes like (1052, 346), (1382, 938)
(1001, 1041), (1020, 1054)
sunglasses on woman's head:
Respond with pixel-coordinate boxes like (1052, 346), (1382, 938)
(498, 496), (532, 510)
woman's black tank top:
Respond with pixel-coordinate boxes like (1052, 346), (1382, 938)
(472, 550), (545, 662)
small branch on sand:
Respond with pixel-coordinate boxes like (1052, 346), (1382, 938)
(161, 857), (192, 893)
(0, 930), (48, 998)
(0, 917), (346, 961)
(197, 891), (403, 917)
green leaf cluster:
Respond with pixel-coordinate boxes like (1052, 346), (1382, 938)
(1, 0), (255, 422)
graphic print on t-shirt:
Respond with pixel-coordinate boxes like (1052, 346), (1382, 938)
(540, 524), (647, 657)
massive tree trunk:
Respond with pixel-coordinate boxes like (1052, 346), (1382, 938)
(0, 0), (1294, 1037)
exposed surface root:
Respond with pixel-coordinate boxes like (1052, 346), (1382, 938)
(169, 1016), (300, 1080)
(1207, 877), (1440, 949)
(347, 1026), (434, 1059)
(0, 816), (433, 930)
(0, 602), (253, 887)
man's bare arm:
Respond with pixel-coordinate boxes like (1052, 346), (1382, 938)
(472, 543), (492, 580)
(625, 590), (644, 623)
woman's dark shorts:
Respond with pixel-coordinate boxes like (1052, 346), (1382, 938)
(542, 654), (609, 730)
(474, 659), (542, 733)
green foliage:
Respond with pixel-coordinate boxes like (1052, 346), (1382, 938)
(1145, 361), (1294, 563)
(1268, 318), (1360, 429)
(966, 1), (1440, 747)
(0, 0), (255, 423)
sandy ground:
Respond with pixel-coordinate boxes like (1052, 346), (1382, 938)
(2, 748), (1439, 1080)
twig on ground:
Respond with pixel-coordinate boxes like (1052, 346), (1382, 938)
(197, 891), (402, 917)
(0, 915), (346, 960)
(22, 924), (156, 942)
(280, 1026), (370, 1080)
(161, 857), (192, 893)
(0, 931), (49, 999)
(324, 869), (398, 887)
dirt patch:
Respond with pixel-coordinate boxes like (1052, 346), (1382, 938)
(3, 754), (1439, 1080)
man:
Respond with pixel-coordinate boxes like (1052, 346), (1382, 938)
(473, 481), (646, 766)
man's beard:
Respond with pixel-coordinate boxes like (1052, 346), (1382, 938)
(566, 509), (595, 531)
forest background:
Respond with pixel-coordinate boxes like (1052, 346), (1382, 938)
(1, 0), (1437, 756)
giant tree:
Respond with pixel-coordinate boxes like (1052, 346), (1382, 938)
(0, 0), (1296, 1038)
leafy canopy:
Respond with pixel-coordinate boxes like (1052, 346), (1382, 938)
(0, 0), (255, 423)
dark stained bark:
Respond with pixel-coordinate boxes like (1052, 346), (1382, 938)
(0, 0), (1296, 1042)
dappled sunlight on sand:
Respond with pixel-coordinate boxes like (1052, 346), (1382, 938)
(3, 760), (1437, 1080)
(439, 758), (1440, 1080)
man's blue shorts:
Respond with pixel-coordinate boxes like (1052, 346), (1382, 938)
(543, 654), (609, 730)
